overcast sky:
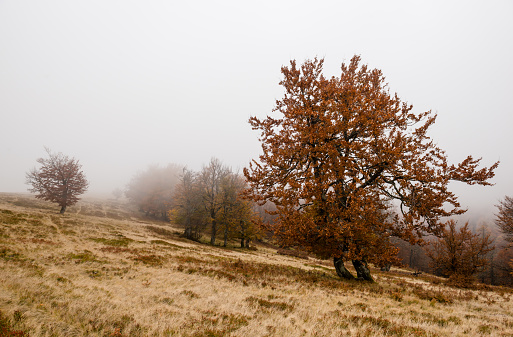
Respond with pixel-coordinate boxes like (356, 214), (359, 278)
(1, 0), (512, 224)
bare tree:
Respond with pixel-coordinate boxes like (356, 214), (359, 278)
(218, 173), (261, 247)
(170, 168), (207, 240)
(26, 148), (88, 213)
(198, 158), (230, 245)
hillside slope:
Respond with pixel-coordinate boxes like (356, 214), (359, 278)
(0, 193), (512, 336)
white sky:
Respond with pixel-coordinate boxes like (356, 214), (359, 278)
(1, 0), (512, 224)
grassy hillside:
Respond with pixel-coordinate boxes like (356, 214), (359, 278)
(0, 193), (512, 336)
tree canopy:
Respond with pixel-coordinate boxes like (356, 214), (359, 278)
(244, 56), (498, 281)
(26, 148), (89, 214)
(171, 159), (261, 246)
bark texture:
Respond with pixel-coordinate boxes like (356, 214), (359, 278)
(334, 257), (355, 280)
(352, 259), (374, 282)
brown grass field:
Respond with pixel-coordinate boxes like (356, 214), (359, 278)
(0, 193), (512, 336)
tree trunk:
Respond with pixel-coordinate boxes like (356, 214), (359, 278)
(184, 227), (192, 240)
(245, 238), (250, 248)
(223, 228), (228, 247)
(334, 257), (355, 280)
(60, 205), (66, 214)
(352, 259), (374, 282)
(210, 219), (217, 245)
(240, 223), (246, 248)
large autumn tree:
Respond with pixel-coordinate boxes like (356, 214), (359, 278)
(244, 56), (498, 281)
(26, 148), (89, 214)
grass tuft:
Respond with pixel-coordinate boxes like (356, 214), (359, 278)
(0, 310), (29, 336)
(90, 237), (134, 247)
(245, 296), (294, 312)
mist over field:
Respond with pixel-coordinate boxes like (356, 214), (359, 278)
(1, 0), (512, 226)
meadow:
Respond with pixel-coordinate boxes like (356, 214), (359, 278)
(0, 193), (512, 336)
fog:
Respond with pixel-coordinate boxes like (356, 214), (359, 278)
(1, 1), (512, 224)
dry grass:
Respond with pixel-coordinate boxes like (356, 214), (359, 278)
(1, 193), (513, 336)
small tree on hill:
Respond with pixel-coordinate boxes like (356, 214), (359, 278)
(427, 220), (494, 286)
(26, 148), (88, 214)
(244, 56), (498, 281)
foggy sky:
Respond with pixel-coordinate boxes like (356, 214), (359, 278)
(1, 1), (512, 225)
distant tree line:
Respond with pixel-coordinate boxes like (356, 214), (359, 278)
(125, 164), (182, 220)
(125, 158), (263, 247)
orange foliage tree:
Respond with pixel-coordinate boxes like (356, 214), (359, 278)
(244, 56), (498, 281)
(427, 220), (494, 285)
(26, 148), (89, 214)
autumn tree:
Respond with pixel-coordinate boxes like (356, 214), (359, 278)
(170, 168), (207, 240)
(218, 173), (244, 246)
(427, 221), (494, 285)
(198, 158), (230, 245)
(495, 196), (513, 243)
(218, 173), (261, 247)
(233, 201), (262, 248)
(26, 148), (88, 214)
(244, 56), (498, 281)
(125, 164), (182, 220)
(494, 246), (513, 286)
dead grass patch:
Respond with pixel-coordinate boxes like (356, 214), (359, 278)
(131, 254), (165, 266)
(67, 250), (103, 264)
(145, 225), (179, 238)
(1, 193), (513, 337)
(276, 248), (309, 259)
(90, 236), (134, 247)
(0, 309), (29, 336)
(246, 296), (294, 312)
